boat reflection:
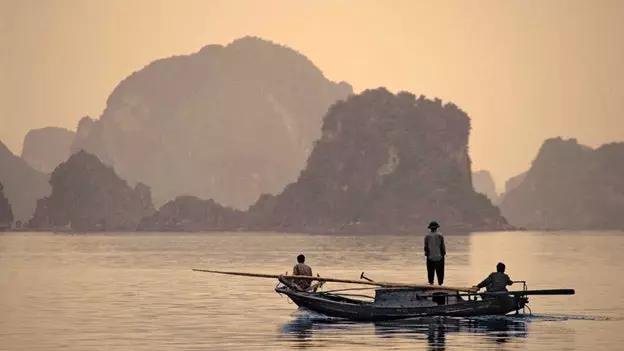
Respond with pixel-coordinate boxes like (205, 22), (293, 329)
(280, 313), (528, 349)
(374, 316), (529, 349)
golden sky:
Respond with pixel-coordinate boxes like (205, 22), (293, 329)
(1, 0), (622, 190)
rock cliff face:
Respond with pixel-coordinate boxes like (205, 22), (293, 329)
(21, 127), (76, 173)
(497, 171), (527, 205)
(246, 88), (510, 233)
(71, 36), (352, 208)
(472, 170), (500, 204)
(499, 138), (624, 230)
(0, 182), (13, 227)
(504, 171), (527, 194)
(29, 151), (155, 231)
(0, 141), (50, 221)
(138, 196), (244, 231)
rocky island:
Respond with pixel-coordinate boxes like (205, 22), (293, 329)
(246, 88), (511, 233)
(138, 196), (244, 231)
(28, 151), (155, 231)
(499, 138), (624, 230)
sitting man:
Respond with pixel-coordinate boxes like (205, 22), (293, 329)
(474, 262), (514, 293)
(292, 254), (313, 290)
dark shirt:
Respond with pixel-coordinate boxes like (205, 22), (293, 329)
(477, 272), (513, 292)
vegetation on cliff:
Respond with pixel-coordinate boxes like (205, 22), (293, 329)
(500, 138), (624, 230)
(29, 151), (155, 231)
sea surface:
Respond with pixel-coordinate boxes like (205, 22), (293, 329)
(1, 231), (623, 350)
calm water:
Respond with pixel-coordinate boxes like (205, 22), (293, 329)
(1, 231), (623, 350)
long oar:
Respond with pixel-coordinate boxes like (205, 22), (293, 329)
(192, 268), (478, 292)
(450, 289), (576, 299)
(509, 289), (575, 296)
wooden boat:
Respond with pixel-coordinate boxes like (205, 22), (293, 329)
(276, 284), (524, 321)
(193, 269), (575, 321)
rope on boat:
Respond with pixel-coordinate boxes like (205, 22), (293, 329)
(275, 281), (294, 304)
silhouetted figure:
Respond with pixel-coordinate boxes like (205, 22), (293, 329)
(474, 262), (514, 292)
(292, 254), (313, 290)
(424, 221), (446, 285)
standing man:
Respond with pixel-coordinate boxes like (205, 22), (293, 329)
(424, 221), (446, 285)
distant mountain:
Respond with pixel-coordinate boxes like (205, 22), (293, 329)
(499, 138), (624, 230)
(22, 127), (76, 173)
(0, 141), (50, 221)
(71, 36), (352, 209)
(472, 170), (500, 204)
(0, 182), (13, 227)
(29, 151), (155, 231)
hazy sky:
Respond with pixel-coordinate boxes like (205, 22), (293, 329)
(1, 0), (622, 190)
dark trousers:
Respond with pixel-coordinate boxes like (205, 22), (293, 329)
(426, 258), (445, 285)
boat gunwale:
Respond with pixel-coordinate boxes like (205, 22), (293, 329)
(275, 286), (494, 310)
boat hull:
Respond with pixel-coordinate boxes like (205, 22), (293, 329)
(276, 286), (526, 321)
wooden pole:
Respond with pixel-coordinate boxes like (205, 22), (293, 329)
(192, 268), (478, 292)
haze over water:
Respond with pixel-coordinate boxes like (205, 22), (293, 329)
(1, 231), (622, 350)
